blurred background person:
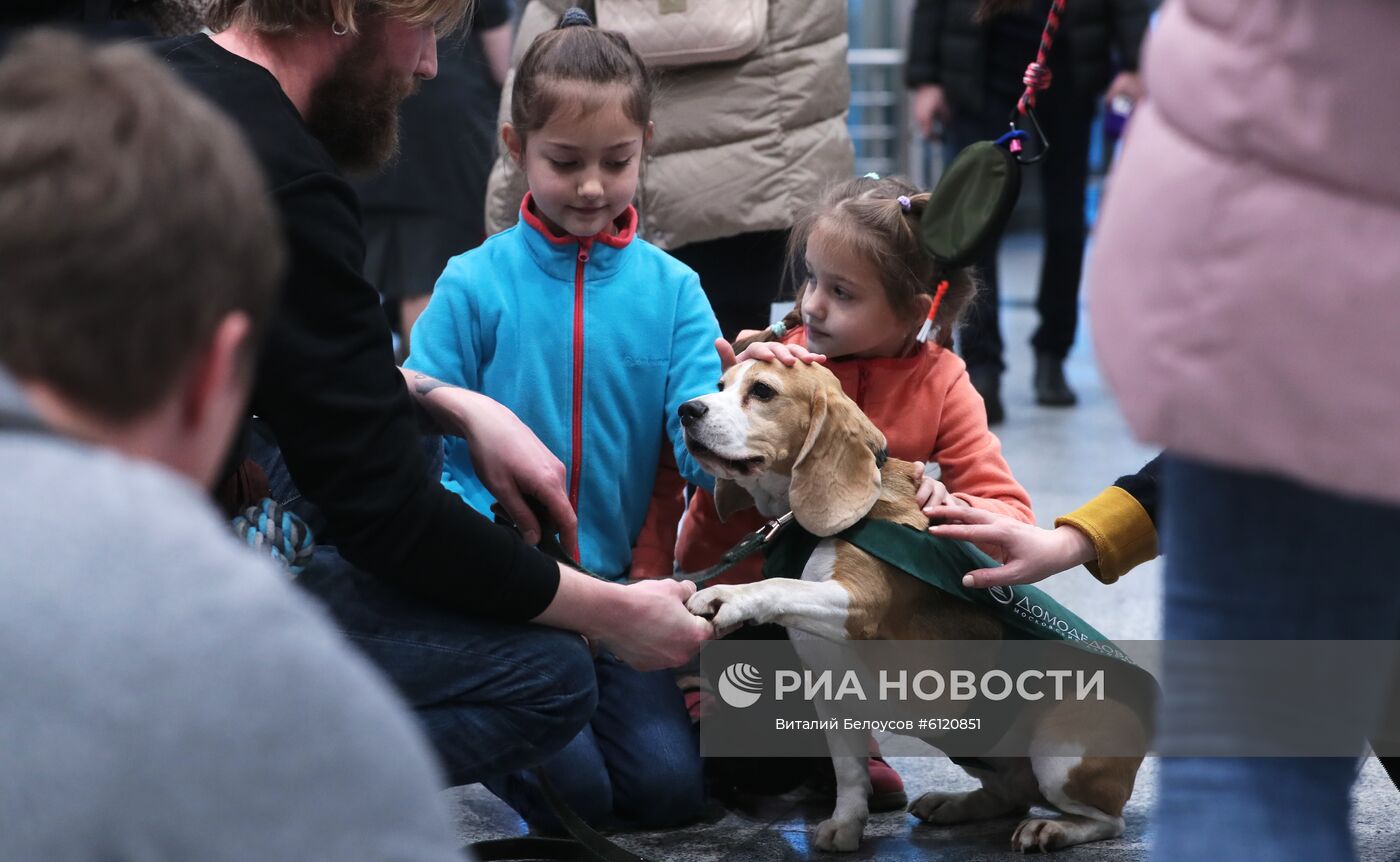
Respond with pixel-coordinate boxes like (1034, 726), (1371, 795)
(906, 0), (1149, 422)
(353, 0), (513, 360)
(1091, 1), (1400, 859)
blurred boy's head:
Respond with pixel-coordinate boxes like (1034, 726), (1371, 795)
(0, 30), (284, 485)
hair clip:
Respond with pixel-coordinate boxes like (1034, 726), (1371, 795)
(560, 7), (593, 27)
(917, 280), (951, 343)
(897, 195), (912, 212)
(770, 321), (788, 338)
(862, 171), (881, 180)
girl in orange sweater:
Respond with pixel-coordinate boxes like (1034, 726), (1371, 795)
(637, 173), (1034, 587)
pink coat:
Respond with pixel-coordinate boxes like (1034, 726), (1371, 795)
(1090, 0), (1400, 506)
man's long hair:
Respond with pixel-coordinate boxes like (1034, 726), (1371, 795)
(204, 0), (471, 37)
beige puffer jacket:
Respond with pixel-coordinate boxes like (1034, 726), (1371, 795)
(484, 0), (854, 250)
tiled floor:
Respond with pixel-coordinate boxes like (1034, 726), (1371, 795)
(447, 233), (1400, 860)
(450, 757), (1399, 861)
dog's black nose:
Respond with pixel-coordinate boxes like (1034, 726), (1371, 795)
(679, 400), (708, 426)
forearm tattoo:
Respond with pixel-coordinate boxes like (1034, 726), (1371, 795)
(413, 372), (449, 397)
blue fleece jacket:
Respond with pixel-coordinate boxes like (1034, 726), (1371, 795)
(406, 197), (721, 580)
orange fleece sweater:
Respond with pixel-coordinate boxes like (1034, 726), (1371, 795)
(630, 327), (1034, 583)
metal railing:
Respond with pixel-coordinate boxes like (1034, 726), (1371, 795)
(846, 0), (942, 188)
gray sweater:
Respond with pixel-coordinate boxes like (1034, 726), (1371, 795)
(0, 372), (470, 861)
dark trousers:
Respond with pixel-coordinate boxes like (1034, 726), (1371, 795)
(251, 430), (597, 787)
(484, 651), (704, 832)
(669, 229), (789, 342)
(946, 84), (1097, 371)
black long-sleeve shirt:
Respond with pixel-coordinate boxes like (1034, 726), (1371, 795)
(1113, 454), (1161, 527)
(156, 34), (560, 620)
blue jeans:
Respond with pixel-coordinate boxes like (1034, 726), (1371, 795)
(485, 651), (705, 833)
(1154, 456), (1400, 862)
(251, 428), (596, 786)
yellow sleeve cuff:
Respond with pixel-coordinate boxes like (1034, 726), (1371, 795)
(1055, 486), (1158, 585)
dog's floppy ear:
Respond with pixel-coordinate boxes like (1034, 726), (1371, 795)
(789, 382), (886, 536)
(713, 478), (756, 522)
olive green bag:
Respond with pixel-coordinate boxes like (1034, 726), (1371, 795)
(919, 140), (1023, 268)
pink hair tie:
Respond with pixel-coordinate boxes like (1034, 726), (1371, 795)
(897, 195), (912, 212)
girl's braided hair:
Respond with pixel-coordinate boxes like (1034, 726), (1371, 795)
(736, 175), (979, 353)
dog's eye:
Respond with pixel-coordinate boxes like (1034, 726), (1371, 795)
(749, 381), (777, 401)
(716, 380), (725, 392)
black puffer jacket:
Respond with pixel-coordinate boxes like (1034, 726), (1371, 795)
(906, 0), (1151, 114)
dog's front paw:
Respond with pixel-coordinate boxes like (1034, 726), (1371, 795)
(1011, 817), (1067, 853)
(686, 584), (738, 618)
(813, 816), (865, 852)
(687, 583), (770, 633)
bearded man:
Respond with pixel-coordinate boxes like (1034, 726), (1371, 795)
(157, 0), (712, 787)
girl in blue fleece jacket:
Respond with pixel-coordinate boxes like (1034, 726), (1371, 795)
(404, 8), (721, 832)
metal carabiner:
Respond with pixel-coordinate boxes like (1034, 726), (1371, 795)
(759, 511), (795, 544)
(1006, 105), (1050, 165)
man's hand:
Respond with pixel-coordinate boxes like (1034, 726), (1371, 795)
(925, 505), (1096, 589)
(1105, 71), (1144, 110)
(716, 337), (826, 371)
(535, 569), (713, 671)
(595, 578), (714, 671)
(401, 369), (576, 553)
(912, 84), (952, 140)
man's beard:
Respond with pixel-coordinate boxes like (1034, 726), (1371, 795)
(304, 29), (417, 174)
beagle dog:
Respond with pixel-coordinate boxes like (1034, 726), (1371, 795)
(679, 359), (1145, 853)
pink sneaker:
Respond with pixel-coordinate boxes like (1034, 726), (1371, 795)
(810, 751), (908, 812)
(677, 674), (714, 723)
(867, 755), (908, 812)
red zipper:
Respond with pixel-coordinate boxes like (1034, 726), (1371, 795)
(568, 239), (592, 513)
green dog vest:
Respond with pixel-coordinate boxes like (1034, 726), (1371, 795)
(760, 519), (1158, 763)
(762, 519), (1135, 663)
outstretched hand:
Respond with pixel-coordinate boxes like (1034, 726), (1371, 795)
(925, 505), (1095, 589)
(715, 337), (826, 371)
